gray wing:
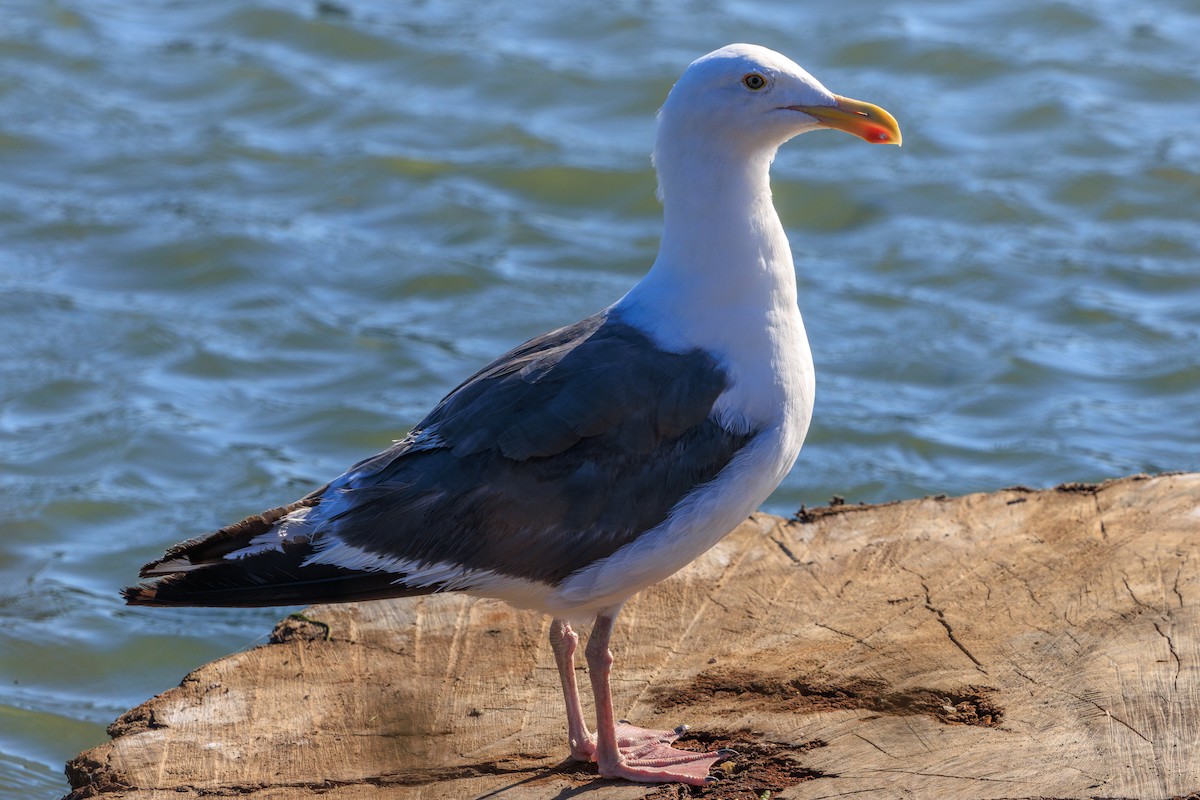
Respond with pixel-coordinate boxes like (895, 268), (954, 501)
(319, 309), (757, 585)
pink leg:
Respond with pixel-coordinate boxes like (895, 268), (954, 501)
(549, 618), (597, 761)
(584, 613), (731, 785)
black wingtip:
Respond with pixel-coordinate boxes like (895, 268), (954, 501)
(119, 550), (439, 608)
(121, 583), (159, 606)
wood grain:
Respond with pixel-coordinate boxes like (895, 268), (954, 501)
(66, 473), (1200, 799)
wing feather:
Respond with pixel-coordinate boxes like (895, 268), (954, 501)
(125, 309), (757, 607)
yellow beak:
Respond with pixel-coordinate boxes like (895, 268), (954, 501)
(787, 95), (902, 146)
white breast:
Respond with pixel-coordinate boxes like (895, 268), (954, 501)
(547, 295), (815, 619)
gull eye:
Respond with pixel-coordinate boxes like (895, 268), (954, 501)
(742, 73), (767, 91)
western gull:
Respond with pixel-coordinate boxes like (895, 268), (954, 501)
(124, 43), (901, 786)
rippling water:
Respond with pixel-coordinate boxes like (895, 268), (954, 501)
(2, 1), (1198, 796)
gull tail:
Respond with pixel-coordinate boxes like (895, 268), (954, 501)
(122, 496), (429, 608)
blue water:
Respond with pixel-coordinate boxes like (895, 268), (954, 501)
(1, 1), (1198, 796)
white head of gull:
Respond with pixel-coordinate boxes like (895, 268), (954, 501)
(124, 43), (900, 786)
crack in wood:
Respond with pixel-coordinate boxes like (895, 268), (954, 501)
(920, 582), (988, 674)
(1121, 575), (1155, 613)
(1012, 668), (1153, 745)
(990, 560), (1044, 608)
(769, 534), (803, 565)
(853, 732), (897, 759)
(813, 621), (876, 650)
(1153, 621), (1182, 692)
(1174, 554), (1188, 609)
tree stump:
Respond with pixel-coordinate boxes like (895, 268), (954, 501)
(66, 473), (1200, 799)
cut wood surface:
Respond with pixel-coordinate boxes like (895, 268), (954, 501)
(67, 473), (1200, 800)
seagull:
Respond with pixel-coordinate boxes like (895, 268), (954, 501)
(124, 43), (900, 786)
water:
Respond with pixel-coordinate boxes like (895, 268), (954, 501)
(1, 1), (1198, 796)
